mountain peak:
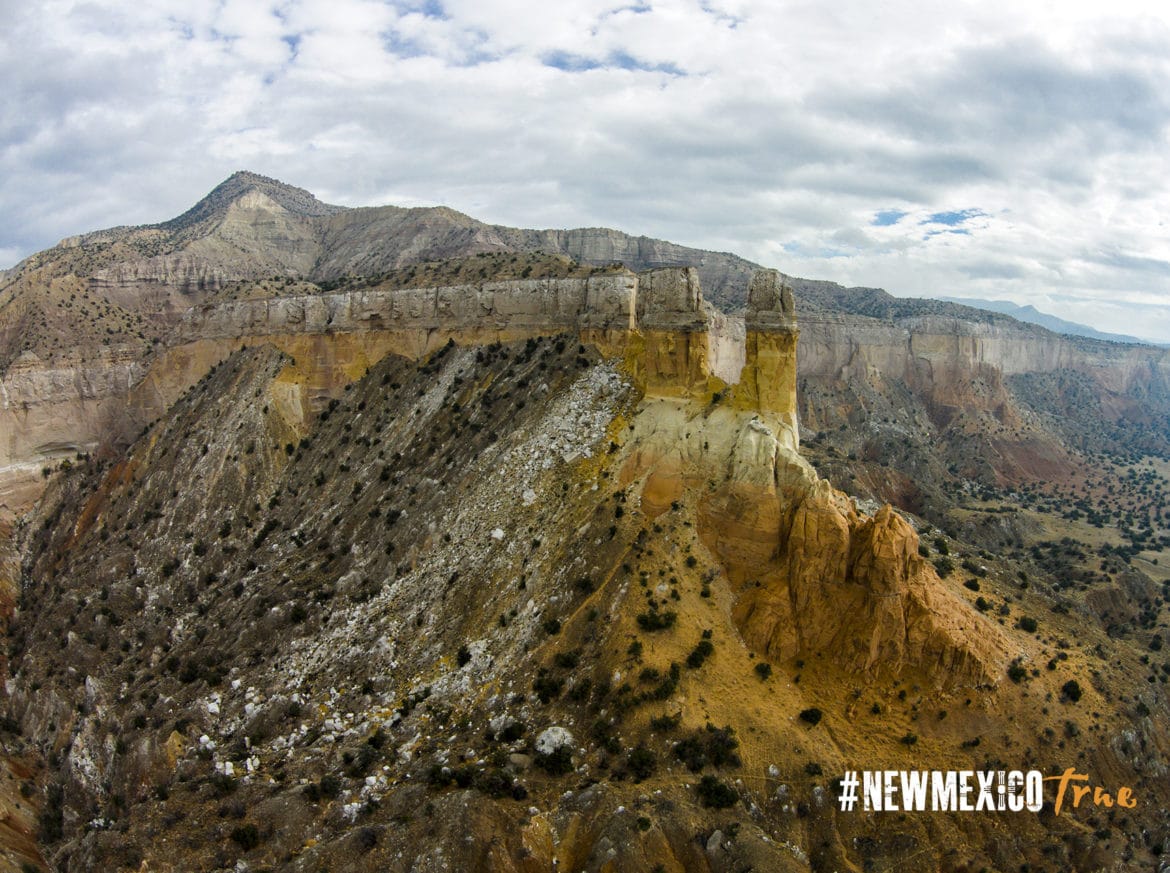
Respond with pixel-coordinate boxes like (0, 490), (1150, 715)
(159, 170), (343, 233)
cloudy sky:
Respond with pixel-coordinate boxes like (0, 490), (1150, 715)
(3, 1), (1170, 340)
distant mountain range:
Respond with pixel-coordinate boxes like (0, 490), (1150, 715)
(940, 296), (1159, 346)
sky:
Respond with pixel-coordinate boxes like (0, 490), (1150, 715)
(3, 1), (1170, 341)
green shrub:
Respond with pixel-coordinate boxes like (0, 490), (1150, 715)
(636, 610), (677, 632)
(798, 708), (822, 726)
(645, 663), (681, 701)
(627, 745), (657, 781)
(567, 678), (592, 701)
(533, 675), (564, 704)
(426, 765), (452, 787)
(553, 651), (580, 669)
(961, 558), (988, 577)
(686, 639), (714, 669)
(673, 724), (740, 771)
(535, 746), (573, 775)
(474, 768), (515, 798)
(696, 775), (737, 808)
(230, 823), (260, 851)
(498, 721), (525, 742)
(649, 713), (681, 732)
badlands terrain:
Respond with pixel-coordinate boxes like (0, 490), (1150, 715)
(0, 173), (1167, 871)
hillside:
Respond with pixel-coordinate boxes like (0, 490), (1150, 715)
(6, 272), (1168, 871)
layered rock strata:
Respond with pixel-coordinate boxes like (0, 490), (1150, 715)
(619, 269), (1003, 684)
(0, 268), (727, 514)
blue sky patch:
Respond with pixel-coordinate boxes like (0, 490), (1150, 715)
(542, 50), (683, 75)
(542, 51), (602, 72)
(390, 0), (448, 18)
(871, 209), (908, 227)
(921, 208), (986, 226)
(383, 30), (428, 58)
(609, 51), (685, 75)
(700, 2), (745, 27)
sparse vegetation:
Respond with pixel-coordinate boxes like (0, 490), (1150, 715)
(696, 775), (737, 808)
(799, 708), (823, 726)
(636, 610), (677, 632)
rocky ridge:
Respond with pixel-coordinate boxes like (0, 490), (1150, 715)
(7, 266), (1138, 872)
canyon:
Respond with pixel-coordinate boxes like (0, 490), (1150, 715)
(0, 173), (1167, 871)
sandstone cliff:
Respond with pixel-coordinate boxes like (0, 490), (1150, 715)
(659, 275), (1000, 685)
(0, 267), (728, 516)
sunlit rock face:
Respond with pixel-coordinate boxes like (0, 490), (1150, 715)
(619, 269), (1002, 687)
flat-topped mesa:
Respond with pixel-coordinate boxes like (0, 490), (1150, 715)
(3, 266), (798, 519)
(734, 268), (800, 449)
(177, 273), (640, 341)
(166, 265), (794, 407)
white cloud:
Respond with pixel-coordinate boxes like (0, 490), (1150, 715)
(2, 0), (1170, 338)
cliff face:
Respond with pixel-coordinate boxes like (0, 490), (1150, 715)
(795, 311), (1170, 491)
(0, 349), (148, 517)
(0, 268), (732, 516)
(614, 270), (1000, 685)
(799, 313), (1170, 401)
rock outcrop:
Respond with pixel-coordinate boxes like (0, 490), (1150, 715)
(617, 269), (1001, 685)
